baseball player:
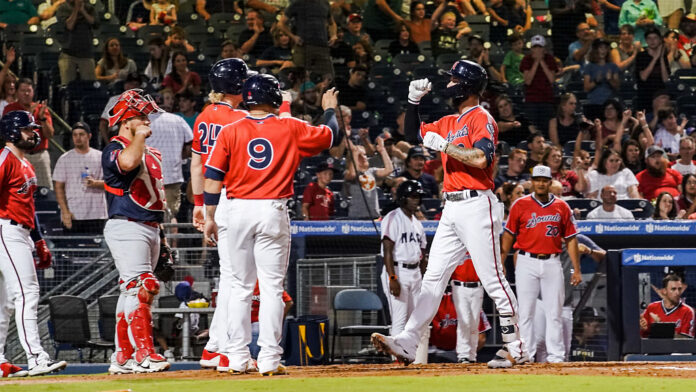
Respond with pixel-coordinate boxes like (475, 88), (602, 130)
(381, 180), (427, 338)
(203, 74), (342, 376)
(372, 60), (528, 369)
(0, 111), (67, 377)
(450, 256), (484, 363)
(640, 273), (695, 338)
(501, 165), (582, 363)
(102, 89), (171, 374)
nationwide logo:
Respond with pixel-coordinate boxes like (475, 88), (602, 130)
(625, 253), (675, 265)
(342, 224), (351, 234)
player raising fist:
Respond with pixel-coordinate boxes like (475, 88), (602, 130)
(202, 74), (342, 376)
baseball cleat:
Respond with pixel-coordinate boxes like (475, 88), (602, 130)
(370, 333), (414, 365)
(230, 359), (258, 374)
(1, 362), (28, 378)
(457, 358), (474, 364)
(138, 355), (171, 373)
(200, 349), (224, 369)
(487, 349), (530, 369)
(215, 354), (230, 372)
(108, 359), (147, 375)
(261, 363), (287, 376)
(28, 360), (67, 376)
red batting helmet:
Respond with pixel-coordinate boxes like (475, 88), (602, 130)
(108, 89), (163, 127)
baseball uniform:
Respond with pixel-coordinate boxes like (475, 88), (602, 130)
(450, 256), (483, 362)
(506, 193), (577, 362)
(640, 300), (695, 338)
(205, 113), (333, 374)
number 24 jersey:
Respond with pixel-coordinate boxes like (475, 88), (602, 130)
(205, 114), (333, 199)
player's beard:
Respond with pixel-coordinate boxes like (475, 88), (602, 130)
(15, 134), (39, 151)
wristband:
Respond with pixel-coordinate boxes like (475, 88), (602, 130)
(194, 193), (204, 207)
(389, 274), (398, 281)
(279, 100), (291, 115)
(203, 191), (221, 206)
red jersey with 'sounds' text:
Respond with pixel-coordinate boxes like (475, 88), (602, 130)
(0, 147), (37, 228)
(641, 300), (695, 338)
(505, 193), (577, 254)
(451, 256), (479, 282)
(251, 281), (293, 323)
(206, 114), (333, 199)
(420, 106), (497, 192)
(430, 294), (491, 351)
(192, 102), (248, 169)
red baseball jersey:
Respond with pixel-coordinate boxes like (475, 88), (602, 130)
(641, 300), (695, 338)
(0, 147), (37, 228)
(451, 256), (479, 282)
(429, 293), (490, 351)
(420, 106), (497, 192)
(206, 114), (333, 199)
(251, 281), (293, 323)
(192, 102), (248, 170)
(505, 194), (577, 254)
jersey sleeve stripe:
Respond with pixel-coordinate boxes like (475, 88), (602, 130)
(563, 233), (577, 239)
(191, 147), (203, 155)
(0, 148), (10, 168)
(504, 227), (516, 235)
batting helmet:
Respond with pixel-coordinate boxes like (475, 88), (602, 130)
(0, 110), (40, 145)
(242, 74), (283, 109)
(209, 58), (253, 95)
(443, 60), (488, 100)
(396, 180), (426, 204)
(107, 89), (163, 127)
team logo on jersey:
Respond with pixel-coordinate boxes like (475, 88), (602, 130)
(525, 212), (561, 228)
(446, 125), (469, 142)
(438, 313), (456, 328)
(399, 232), (422, 244)
(359, 173), (376, 191)
(17, 176), (37, 194)
(486, 122), (495, 139)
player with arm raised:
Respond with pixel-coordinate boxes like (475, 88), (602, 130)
(371, 60), (529, 369)
(202, 74), (342, 376)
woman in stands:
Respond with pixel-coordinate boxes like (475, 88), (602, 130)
(663, 30), (691, 73)
(144, 36), (171, 89)
(622, 139), (645, 174)
(0, 47), (16, 115)
(256, 30), (295, 72)
(388, 23), (421, 56)
(494, 94), (536, 149)
(678, 174), (696, 218)
(585, 148), (640, 199)
(548, 93), (584, 146)
(497, 181), (525, 219)
(162, 51), (201, 96)
(405, 1), (432, 44)
(599, 99), (639, 150)
(541, 145), (582, 197)
(219, 40), (242, 60)
(610, 24), (641, 72)
(95, 37), (138, 86)
(652, 191), (684, 219)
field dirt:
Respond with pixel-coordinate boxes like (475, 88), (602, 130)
(5, 362), (696, 385)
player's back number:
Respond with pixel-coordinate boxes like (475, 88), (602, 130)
(247, 138), (274, 170)
(197, 122), (223, 154)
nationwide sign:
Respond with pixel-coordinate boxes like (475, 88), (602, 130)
(622, 249), (696, 266)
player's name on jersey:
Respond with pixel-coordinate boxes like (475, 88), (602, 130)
(290, 220), (696, 237)
(623, 249), (696, 266)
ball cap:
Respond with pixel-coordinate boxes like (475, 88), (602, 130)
(531, 165), (552, 179)
(579, 307), (605, 323)
(407, 146), (427, 160)
(645, 145), (666, 158)
(347, 13), (362, 23)
(316, 161), (338, 173)
(530, 35), (546, 47)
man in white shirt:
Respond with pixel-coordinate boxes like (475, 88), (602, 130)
(586, 185), (635, 220)
(671, 136), (696, 176)
(52, 122), (107, 233)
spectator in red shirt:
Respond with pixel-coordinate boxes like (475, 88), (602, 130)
(636, 145), (682, 201)
(520, 35), (559, 135)
(302, 161), (337, 220)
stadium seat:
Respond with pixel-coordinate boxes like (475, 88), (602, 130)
(616, 199), (655, 219)
(225, 23), (247, 41)
(392, 53), (431, 74)
(334, 192), (350, 218)
(672, 69), (696, 88)
(566, 199), (602, 219)
(436, 53), (464, 70)
(209, 12), (241, 29)
(331, 289), (390, 364)
(563, 140), (596, 156)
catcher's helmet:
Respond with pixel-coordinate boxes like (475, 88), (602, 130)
(209, 58), (252, 95)
(0, 110), (40, 145)
(107, 89), (163, 127)
(443, 60), (488, 100)
(396, 180), (426, 203)
(242, 74), (283, 108)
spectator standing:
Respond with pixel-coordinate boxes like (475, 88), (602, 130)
(663, 30), (691, 72)
(279, 0), (337, 77)
(335, 66), (367, 111)
(3, 79), (54, 189)
(0, 0), (39, 26)
(96, 38), (138, 87)
(330, 29), (355, 76)
(162, 52), (201, 96)
(344, 139), (394, 219)
(487, 0), (511, 45)
(658, 0), (686, 29)
(548, 93), (581, 147)
(583, 39), (620, 107)
(671, 137), (696, 176)
(238, 10), (274, 59)
(52, 122), (107, 233)
(174, 91), (199, 130)
(586, 148), (640, 199)
(542, 145), (581, 197)
(150, 0), (176, 25)
(524, 132), (546, 171)
(343, 13), (371, 47)
(618, 0), (661, 45)
(56, 0), (98, 85)
(363, 0), (404, 42)
(549, 0), (586, 60)
(654, 106), (688, 158)
(389, 23), (420, 56)
(144, 36), (171, 88)
(610, 24), (642, 72)
(500, 34), (525, 87)
(640, 274), (694, 338)
(599, 0), (624, 37)
(636, 145), (682, 200)
(677, 174), (696, 217)
(652, 191), (683, 219)
(494, 148), (530, 189)
(397, 146), (439, 198)
(0, 48), (16, 115)
(147, 109), (193, 222)
(495, 95), (535, 148)
(586, 185), (636, 219)
(38, 0), (65, 29)
(520, 35), (558, 135)
(302, 161), (337, 220)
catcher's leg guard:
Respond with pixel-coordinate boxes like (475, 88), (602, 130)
(115, 311), (134, 365)
(125, 273), (167, 365)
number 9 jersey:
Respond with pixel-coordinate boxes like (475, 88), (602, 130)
(205, 114), (334, 199)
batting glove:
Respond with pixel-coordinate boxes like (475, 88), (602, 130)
(422, 132), (448, 152)
(34, 239), (53, 269)
(408, 78), (432, 105)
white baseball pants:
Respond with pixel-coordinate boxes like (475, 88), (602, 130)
(0, 222), (51, 366)
(393, 191), (523, 358)
(381, 265), (422, 336)
(219, 199), (291, 374)
(515, 253), (565, 362)
(535, 304), (573, 362)
(204, 190), (232, 353)
(452, 284), (483, 362)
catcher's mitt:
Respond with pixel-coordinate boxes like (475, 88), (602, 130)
(154, 243), (176, 282)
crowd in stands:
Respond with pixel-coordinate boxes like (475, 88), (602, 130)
(2, 0), (696, 225)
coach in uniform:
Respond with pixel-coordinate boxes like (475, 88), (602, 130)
(501, 165), (582, 363)
(639, 273), (695, 338)
(381, 180), (427, 339)
(450, 256), (484, 363)
(102, 89), (171, 374)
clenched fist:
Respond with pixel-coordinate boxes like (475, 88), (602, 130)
(408, 78), (431, 104)
(423, 132), (448, 152)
